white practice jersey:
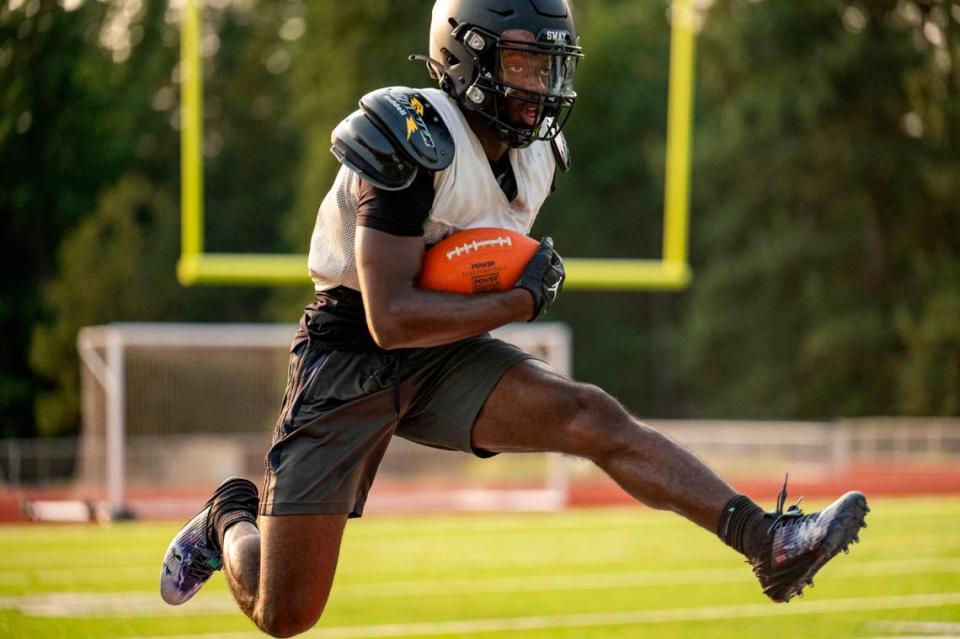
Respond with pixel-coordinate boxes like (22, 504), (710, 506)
(307, 88), (559, 292)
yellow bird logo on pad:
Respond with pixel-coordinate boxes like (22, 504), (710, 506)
(410, 97), (425, 116)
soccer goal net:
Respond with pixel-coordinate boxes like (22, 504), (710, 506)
(77, 322), (572, 519)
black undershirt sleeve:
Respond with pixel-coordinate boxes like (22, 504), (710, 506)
(355, 156), (521, 237)
(356, 170), (435, 237)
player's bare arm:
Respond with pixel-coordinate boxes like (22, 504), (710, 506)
(356, 226), (533, 349)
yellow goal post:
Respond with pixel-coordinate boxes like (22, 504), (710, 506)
(178, 0), (698, 291)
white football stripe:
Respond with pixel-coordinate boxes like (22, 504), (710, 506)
(445, 236), (512, 260)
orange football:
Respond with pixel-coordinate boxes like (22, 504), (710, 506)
(418, 227), (539, 294)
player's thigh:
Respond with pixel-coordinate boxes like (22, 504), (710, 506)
(471, 359), (626, 455)
(257, 513), (348, 624)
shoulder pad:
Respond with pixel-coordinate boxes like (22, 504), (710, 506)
(550, 133), (571, 172)
(360, 87), (454, 172)
(330, 87), (454, 191)
(331, 110), (419, 190)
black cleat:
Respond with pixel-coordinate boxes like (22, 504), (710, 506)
(750, 476), (869, 603)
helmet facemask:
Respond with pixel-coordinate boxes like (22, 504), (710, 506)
(450, 25), (582, 148)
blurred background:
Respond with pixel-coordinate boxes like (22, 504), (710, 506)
(4, 0), (958, 507)
(1, 1), (959, 637)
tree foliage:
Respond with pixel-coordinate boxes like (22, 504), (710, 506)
(2, 0), (957, 438)
(2, 0), (113, 437)
(678, 0), (960, 417)
(9, 0), (301, 436)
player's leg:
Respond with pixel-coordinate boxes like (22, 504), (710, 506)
(473, 359), (736, 531)
(160, 481), (347, 637)
(395, 338), (734, 531)
(162, 334), (400, 633)
(471, 359), (868, 602)
(221, 513), (347, 637)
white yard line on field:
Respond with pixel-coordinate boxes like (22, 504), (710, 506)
(1, 557), (959, 616)
(0, 591), (240, 617)
(0, 565), (147, 586)
(870, 620), (960, 633)
(2, 533), (953, 586)
(1, 555), (957, 601)
(332, 557), (960, 597)
(119, 592), (960, 639)
(0, 558), (960, 617)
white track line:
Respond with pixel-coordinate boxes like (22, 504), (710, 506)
(332, 557), (960, 597)
(2, 556), (957, 599)
(122, 592), (960, 639)
(871, 620), (960, 633)
(0, 592), (239, 617)
(2, 556), (960, 616)
(2, 534), (952, 585)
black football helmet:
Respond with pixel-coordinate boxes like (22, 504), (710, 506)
(421, 0), (582, 148)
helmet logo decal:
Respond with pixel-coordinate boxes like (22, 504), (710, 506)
(410, 97), (425, 116)
(541, 29), (571, 43)
(406, 116), (418, 141)
(466, 31), (487, 51)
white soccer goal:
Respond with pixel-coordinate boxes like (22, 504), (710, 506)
(77, 322), (573, 518)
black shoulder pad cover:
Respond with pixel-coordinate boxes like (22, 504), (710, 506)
(360, 87), (454, 172)
(331, 110), (419, 190)
(551, 132), (571, 172)
(330, 87), (454, 191)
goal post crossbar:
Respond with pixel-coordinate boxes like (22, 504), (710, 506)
(176, 254), (693, 290)
(177, 0), (697, 290)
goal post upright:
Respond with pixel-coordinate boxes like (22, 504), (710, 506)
(76, 327), (128, 518)
(664, 0), (695, 269)
(178, 0), (204, 285)
(105, 331), (126, 517)
(176, 0), (698, 290)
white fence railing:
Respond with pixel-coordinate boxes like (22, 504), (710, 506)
(0, 438), (79, 487)
(3, 418), (957, 489)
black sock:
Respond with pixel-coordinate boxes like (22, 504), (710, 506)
(717, 494), (768, 558)
(206, 479), (260, 552)
(214, 509), (258, 551)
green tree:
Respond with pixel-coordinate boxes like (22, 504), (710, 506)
(23, 0), (304, 436)
(1, 0), (117, 437)
(267, 0), (434, 318)
(542, 1), (678, 411)
(674, 0), (960, 417)
(30, 176), (183, 435)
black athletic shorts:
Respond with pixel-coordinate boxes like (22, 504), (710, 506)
(259, 328), (535, 518)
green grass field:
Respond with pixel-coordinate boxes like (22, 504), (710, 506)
(1, 496), (958, 639)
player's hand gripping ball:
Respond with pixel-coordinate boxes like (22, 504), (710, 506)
(514, 236), (565, 320)
(418, 228), (540, 294)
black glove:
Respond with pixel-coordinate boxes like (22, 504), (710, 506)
(515, 237), (565, 321)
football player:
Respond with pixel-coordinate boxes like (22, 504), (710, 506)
(160, 1), (868, 635)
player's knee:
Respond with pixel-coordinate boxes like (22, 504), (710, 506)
(258, 602), (323, 638)
(561, 383), (633, 460)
